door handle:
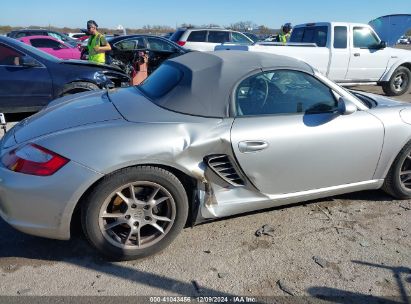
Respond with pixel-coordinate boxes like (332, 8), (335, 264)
(238, 140), (269, 153)
(354, 53), (360, 57)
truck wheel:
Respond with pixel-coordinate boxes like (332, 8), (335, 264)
(61, 82), (100, 96)
(382, 66), (411, 96)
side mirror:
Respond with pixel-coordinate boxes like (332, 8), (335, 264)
(338, 97), (357, 115)
(20, 56), (41, 68)
(379, 41), (387, 49)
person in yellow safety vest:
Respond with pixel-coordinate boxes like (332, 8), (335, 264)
(278, 23), (292, 44)
(86, 20), (111, 64)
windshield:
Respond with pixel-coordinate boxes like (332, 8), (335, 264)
(348, 90), (377, 108)
(106, 36), (115, 43)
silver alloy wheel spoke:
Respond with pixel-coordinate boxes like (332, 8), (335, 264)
(148, 187), (160, 202)
(154, 196), (169, 206)
(152, 215), (172, 222)
(129, 186), (145, 206)
(125, 230), (134, 245)
(400, 170), (411, 176)
(150, 223), (165, 234)
(129, 185), (136, 200)
(116, 191), (130, 205)
(105, 220), (126, 230)
(101, 212), (124, 218)
(136, 229), (141, 247)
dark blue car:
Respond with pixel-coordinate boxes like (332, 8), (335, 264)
(0, 36), (129, 113)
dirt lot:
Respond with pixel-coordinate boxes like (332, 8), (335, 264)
(0, 86), (410, 303)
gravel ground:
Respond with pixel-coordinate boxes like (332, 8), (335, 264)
(0, 86), (410, 303)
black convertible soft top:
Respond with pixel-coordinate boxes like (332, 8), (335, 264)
(151, 51), (315, 118)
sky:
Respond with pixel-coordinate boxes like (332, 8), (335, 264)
(1, 0), (411, 29)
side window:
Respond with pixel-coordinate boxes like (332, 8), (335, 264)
(290, 27), (304, 42)
(208, 31), (230, 43)
(114, 38), (145, 50)
(30, 38), (61, 48)
(231, 32), (252, 44)
(15, 32), (28, 38)
(353, 27), (380, 48)
(334, 26), (347, 49)
(290, 26), (328, 47)
(187, 31), (207, 42)
(0, 44), (24, 66)
(235, 70), (338, 116)
(147, 37), (176, 52)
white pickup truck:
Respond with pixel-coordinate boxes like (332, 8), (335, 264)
(216, 22), (411, 96)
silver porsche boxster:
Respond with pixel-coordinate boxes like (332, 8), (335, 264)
(1, 51), (411, 260)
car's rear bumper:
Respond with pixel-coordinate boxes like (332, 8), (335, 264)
(0, 161), (102, 240)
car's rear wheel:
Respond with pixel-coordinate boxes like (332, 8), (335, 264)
(82, 166), (188, 260)
(383, 141), (411, 199)
(62, 82), (100, 96)
(382, 66), (411, 96)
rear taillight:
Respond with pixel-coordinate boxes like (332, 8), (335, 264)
(177, 41), (186, 46)
(1, 144), (69, 176)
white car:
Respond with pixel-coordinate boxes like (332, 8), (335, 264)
(67, 32), (87, 39)
(398, 36), (410, 44)
(170, 28), (253, 51)
(217, 22), (411, 96)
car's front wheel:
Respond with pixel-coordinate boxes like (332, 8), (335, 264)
(383, 141), (411, 199)
(82, 166), (189, 260)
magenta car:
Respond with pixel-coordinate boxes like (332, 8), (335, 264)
(18, 36), (81, 60)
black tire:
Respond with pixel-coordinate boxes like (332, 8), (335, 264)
(81, 166), (188, 261)
(61, 81), (100, 96)
(382, 66), (411, 96)
(383, 141), (411, 199)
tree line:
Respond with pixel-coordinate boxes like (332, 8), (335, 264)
(0, 22), (279, 36)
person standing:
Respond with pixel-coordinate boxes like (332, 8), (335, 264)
(86, 20), (111, 64)
(278, 23), (292, 43)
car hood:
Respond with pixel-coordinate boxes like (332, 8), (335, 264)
(8, 90), (123, 146)
(355, 91), (409, 108)
(60, 60), (124, 73)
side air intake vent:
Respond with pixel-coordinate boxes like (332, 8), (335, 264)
(206, 154), (245, 186)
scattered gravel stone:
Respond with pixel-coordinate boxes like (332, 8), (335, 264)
(192, 280), (202, 293)
(97, 289), (105, 293)
(17, 289), (31, 295)
(255, 224), (275, 237)
(277, 279), (296, 296)
(96, 274), (101, 278)
(6, 265), (18, 272)
(360, 241), (370, 247)
(218, 273), (228, 279)
(203, 250), (211, 254)
(313, 256), (328, 268)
